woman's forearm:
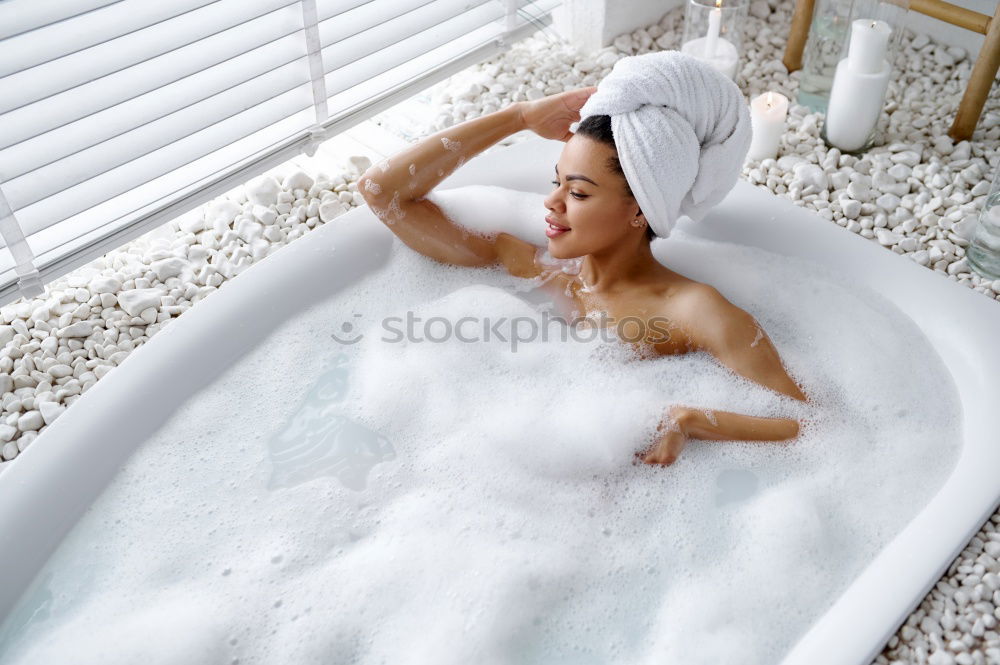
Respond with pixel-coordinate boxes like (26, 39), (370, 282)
(362, 104), (526, 204)
(670, 406), (799, 442)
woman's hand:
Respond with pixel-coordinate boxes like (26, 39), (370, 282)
(636, 404), (801, 467)
(637, 406), (692, 466)
(516, 86), (598, 142)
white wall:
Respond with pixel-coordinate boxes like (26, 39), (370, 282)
(551, 0), (684, 51)
(552, 0), (998, 59)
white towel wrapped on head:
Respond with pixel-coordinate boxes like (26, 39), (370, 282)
(578, 50), (752, 239)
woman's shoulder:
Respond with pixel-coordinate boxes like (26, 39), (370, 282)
(652, 277), (738, 331)
(653, 274), (726, 309)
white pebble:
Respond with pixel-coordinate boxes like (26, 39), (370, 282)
(830, 172), (850, 190)
(150, 257), (188, 282)
(16, 410), (43, 432)
(319, 201), (347, 223)
(205, 199), (242, 226)
(39, 401), (65, 425)
(251, 205), (278, 225)
(876, 229), (902, 246)
(891, 151), (921, 167)
(887, 164), (911, 180)
(929, 650), (955, 665)
(57, 322), (93, 338)
(749, 0), (770, 18)
(875, 193), (901, 212)
(842, 199), (862, 219)
(792, 163), (827, 191)
(47, 364), (73, 379)
(244, 176), (281, 207)
(117, 288), (163, 317)
(282, 170), (314, 192)
(88, 276), (121, 294)
(347, 155), (372, 175)
(139, 307), (158, 325)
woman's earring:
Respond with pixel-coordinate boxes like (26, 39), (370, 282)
(631, 216), (645, 228)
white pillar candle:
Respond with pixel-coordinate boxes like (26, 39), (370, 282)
(823, 18), (892, 152)
(747, 91), (789, 161)
(705, 2), (722, 58)
(847, 19), (892, 74)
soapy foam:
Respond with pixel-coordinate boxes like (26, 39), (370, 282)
(426, 185), (549, 246)
(0, 226), (962, 664)
(386, 191), (405, 222)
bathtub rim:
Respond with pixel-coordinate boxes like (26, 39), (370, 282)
(0, 136), (997, 665)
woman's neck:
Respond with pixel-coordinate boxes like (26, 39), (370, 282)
(579, 237), (666, 294)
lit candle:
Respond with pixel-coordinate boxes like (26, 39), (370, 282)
(847, 18), (892, 74)
(705, 1), (722, 57)
(747, 91), (789, 161)
(823, 19), (892, 152)
(681, 0), (738, 80)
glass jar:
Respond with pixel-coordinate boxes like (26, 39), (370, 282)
(797, 0), (855, 113)
(966, 163), (1000, 280)
(680, 0), (750, 81)
(819, 0), (909, 153)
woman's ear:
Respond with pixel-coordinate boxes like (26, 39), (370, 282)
(631, 208), (646, 226)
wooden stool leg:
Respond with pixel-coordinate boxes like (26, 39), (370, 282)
(949, 2), (1000, 141)
(783, 0), (816, 72)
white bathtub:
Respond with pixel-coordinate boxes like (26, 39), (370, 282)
(0, 136), (998, 664)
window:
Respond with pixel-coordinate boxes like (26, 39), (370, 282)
(0, 0), (561, 306)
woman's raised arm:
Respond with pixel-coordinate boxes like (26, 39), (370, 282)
(357, 88), (596, 267)
(357, 104), (527, 266)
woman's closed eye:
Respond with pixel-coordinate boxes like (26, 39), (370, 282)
(550, 181), (588, 199)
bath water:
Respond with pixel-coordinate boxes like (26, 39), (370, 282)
(0, 227), (962, 664)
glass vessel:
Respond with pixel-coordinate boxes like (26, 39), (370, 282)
(819, 0), (909, 153)
(967, 163), (1000, 280)
(680, 0), (750, 81)
(797, 0), (855, 113)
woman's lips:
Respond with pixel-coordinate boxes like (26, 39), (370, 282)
(545, 216), (570, 238)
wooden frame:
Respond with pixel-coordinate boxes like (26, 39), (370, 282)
(783, 0), (1000, 141)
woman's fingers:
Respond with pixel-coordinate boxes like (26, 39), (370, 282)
(638, 430), (688, 466)
(522, 87), (599, 142)
(564, 86), (597, 112)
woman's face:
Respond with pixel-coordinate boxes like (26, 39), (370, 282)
(543, 135), (644, 259)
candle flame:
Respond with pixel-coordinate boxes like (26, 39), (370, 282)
(765, 91), (774, 107)
(715, 0), (722, 7)
(871, 20), (877, 27)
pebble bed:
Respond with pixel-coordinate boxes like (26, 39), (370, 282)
(0, 0), (998, 662)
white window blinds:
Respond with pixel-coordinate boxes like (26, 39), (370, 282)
(0, 0), (561, 307)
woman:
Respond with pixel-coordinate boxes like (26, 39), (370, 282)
(359, 85), (807, 467)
